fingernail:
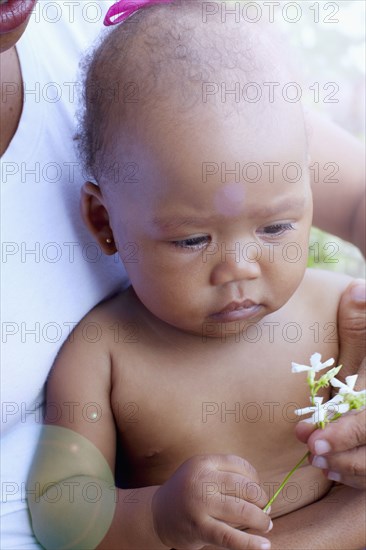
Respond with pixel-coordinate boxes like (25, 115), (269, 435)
(314, 439), (331, 455)
(351, 281), (366, 303)
(312, 456), (328, 469)
(260, 543), (271, 550)
(264, 520), (273, 533)
(328, 471), (341, 482)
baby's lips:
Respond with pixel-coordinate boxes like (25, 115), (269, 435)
(216, 299), (257, 314)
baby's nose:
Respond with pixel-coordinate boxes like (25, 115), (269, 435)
(210, 242), (261, 286)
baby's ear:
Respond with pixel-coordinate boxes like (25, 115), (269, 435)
(81, 182), (117, 255)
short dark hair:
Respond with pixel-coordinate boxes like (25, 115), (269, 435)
(76, 1), (297, 188)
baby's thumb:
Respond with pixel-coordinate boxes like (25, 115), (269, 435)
(337, 279), (366, 385)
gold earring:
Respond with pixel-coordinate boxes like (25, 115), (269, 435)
(106, 238), (113, 244)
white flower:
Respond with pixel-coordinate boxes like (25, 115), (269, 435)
(291, 353), (335, 374)
(330, 374), (366, 397)
(295, 397), (328, 424)
(294, 395), (349, 425)
(330, 374), (366, 412)
(323, 394), (352, 418)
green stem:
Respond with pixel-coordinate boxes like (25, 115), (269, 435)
(262, 450), (310, 513)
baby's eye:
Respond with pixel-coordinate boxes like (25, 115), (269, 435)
(172, 236), (210, 250)
(258, 223), (295, 237)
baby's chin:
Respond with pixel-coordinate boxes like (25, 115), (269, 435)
(132, 285), (301, 340)
(167, 307), (272, 340)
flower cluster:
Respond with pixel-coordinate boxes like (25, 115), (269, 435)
(263, 353), (365, 513)
(292, 353), (366, 429)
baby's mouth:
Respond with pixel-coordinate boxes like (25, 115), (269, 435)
(217, 299), (257, 314)
(209, 299), (263, 322)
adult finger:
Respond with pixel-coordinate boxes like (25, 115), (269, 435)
(337, 280), (366, 381)
(312, 445), (366, 489)
(307, 409), (366, 457)
(295, 420), (317, 445)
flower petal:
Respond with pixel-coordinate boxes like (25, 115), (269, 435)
(291, 363), (310, 373)
(337, 403), (351, 414)
(325, 400), (345, 416)
(313, 396), (324, 405)
(327, 393), (344, 405)
(310, 352), (322, 368)
(314, 407), (327, 423)
(330, 377), (346, 390)
(294, 406), (315, 416)
(321, 358), (335, 369)
(345, 375), (358, 391)
(303, 417), (316, 424)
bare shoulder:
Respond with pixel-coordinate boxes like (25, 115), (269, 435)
(299, 268), (354, 317)
(48, 286), (140, 393)
(302, 267), (354, 291)
(54, 286), (138, 359)
(280, 268), (359, 381)
(44, 288), (137, 465)
(291, 268), (354, 345)
(46, 288), (136, 409)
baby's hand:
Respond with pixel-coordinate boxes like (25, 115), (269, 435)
(152, 454), (272, 550)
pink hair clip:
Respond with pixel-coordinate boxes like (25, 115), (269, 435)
(104, 0), (172, 26)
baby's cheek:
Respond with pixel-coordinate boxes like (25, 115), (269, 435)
(270, 260), (305, 307)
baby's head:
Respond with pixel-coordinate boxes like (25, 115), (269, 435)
(79, 0), (313, 337)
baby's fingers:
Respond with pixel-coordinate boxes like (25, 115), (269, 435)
(204, 518), (271, 550)
(216, 473), (268, 510)
(211, 495), (272, 533)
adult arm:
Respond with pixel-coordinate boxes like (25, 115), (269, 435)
(309, 110), (365, 256)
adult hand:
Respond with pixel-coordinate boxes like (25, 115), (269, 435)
(296, 279), (366, 489)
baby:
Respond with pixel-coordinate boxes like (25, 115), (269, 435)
(28, 2), (365, 549)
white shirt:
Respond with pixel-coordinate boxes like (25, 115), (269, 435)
(0, 2), (126, 547)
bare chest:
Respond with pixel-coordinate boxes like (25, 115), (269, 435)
(111, 332), (336, 515)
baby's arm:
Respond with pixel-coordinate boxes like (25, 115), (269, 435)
(268, 484), (366, 549)
(27, 310), (272, 550)
(27, 311), (168, 549)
